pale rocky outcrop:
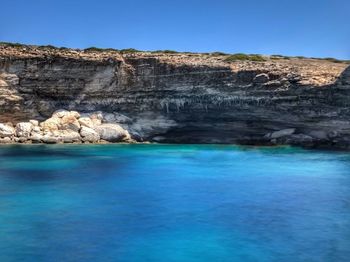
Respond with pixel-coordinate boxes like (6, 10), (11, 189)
(80, 126), (100, 143)
(94, 123), (130, 142)
(61, 115), (80, 132)
(0, 137), (12, 143)
(40, 117), (61, 132)
(29, 120), (39, 126)
(15, 122), (33, 138)
(267, 128), (296, 139)
(0, 110), (132, 144)
(78, 117), (95, 128)
(0, 123), (15, 137)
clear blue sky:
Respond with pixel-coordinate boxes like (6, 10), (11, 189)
(1, 0), (349, 59)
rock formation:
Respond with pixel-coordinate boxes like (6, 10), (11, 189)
(0, 109), (133, 144)
(0, 43), (350, 148)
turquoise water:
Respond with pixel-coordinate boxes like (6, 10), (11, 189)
(0, 145), (350, 262)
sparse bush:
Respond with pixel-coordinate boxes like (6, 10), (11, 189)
(84, 47), (106, 52)
(104, 48), (119, 52)
(270, 54), (290, 60)
(322, 57), (343, 63)
(249, 54), (266, 61)
(224, 53), (266, 62)
(210, 52), (228, 56)
(39, 45), (57, 49)
(151, 50), (178, 54)
(0, 42), (25, 48)
(120, 48), (141, 53)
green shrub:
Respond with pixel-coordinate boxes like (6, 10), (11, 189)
(210, 52), (228, 56)
(224, 53), (266, 62)
(322, 57), (343, 63)
(151, 50), (178, 54)
(0, 42), (25, 48)
(249, 55), (266, 61)
(84, 47), (106, 52)
(84, 47), (119, 52)
(270, 54), (290, 60)
(120, 48), (141, 53)
(39, 45), (57, 49)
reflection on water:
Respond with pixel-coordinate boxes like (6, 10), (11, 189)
(0, 144), (350, 262)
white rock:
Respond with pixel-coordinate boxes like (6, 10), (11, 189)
(269, 128), (295, 139)
(94, 123), (130, 142)
(41, 135), (59, 144)
(53, 110), (80, 119)
(52, 109), (69, 118)
(49, 130), (82, 143)
(60, 115), (80, 132)
(30, 133), (44, 143)
(0, 79), (8, 87)
(89, 112), (104, 121)
(78, 117), (95, 128)
(58, 130), (81, 143)
(0, 137), (12, 144)
(0, 123), (15, 137)
(15, 122), (33, 138)
(40, 117), (61, 132)
(29, 120), (39, 126)
(80, 126), (100, 142)
(31, 126), (41, 133)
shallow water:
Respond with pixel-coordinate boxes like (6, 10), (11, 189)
(0, 144), (350, 262)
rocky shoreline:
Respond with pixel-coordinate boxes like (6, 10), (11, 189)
(0, 110), (135, 144)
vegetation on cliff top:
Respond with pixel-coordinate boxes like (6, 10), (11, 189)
(0, 42), (349, 64)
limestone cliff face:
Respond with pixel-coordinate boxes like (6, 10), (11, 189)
(0, 44), (349, 148)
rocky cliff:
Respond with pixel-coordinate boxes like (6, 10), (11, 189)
(1, 44), (350, 148)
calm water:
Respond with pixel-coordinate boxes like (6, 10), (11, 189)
(0, 144), (350, 262)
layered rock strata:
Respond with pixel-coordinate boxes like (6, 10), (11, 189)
(0, 44), (350, 149)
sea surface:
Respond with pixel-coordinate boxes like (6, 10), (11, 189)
(0, 144), (350, 262)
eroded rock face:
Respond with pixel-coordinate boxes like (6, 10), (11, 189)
(0, 44), (350, 148)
